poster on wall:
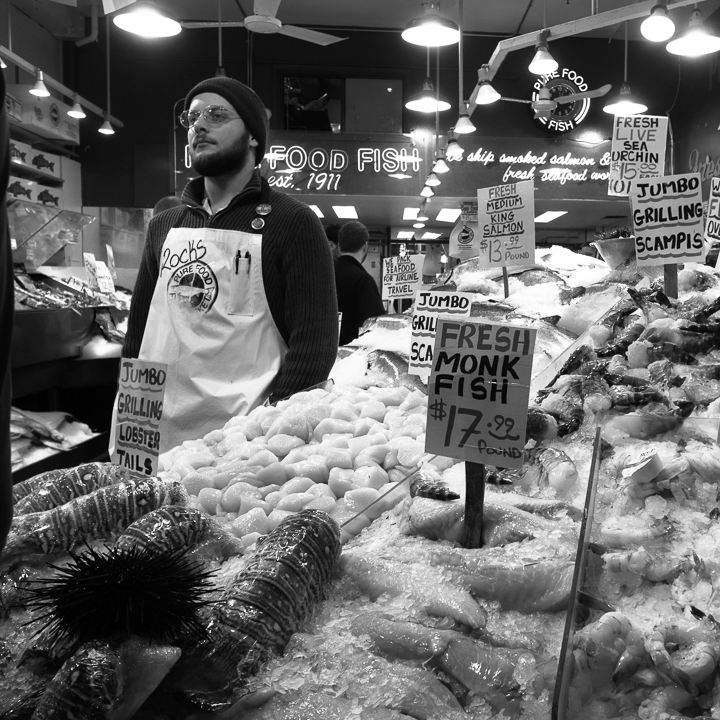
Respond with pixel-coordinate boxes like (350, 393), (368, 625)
(476, 180), (535, 269)
(608, 115), (668, 197)
(449, 201), (480, 259)
(631, 172), (705, 266)
(381, 254), (424, 300)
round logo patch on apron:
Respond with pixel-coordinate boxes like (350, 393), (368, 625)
(166, 261), (219, 314)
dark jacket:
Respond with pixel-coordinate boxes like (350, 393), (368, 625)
(124, 172), (338, 404)
(334, 254), (385, 345)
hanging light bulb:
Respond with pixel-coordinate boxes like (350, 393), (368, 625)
(445, 135), (464, 161)
(29, 69), (50, 97)
(420, 185), (435, 198)
(454, 113), (475, 134)
(603, 24), (647, 116)
(432, 153), (450, 174)
(475, 80), (500, 104)
(113, 2), (182, 38)
(0, 57), (7, 70)
(666, 8), (720, 56)
(401, 1), (459, 47)
(98, 116), (115, 135)
(640, 1), (675, 42)
(405, 78), (451, 112)
(528, 30), (558, 75)
(603, 82), (648, 115)
(425, 172), (441, 187)
(67, 95), (86, 119)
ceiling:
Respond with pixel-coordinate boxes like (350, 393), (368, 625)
(14, 0), (720, 241)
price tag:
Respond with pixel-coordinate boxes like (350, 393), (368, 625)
(95, 260), (115, 294)
(425, 319), (536, 469)
(608, 115), (668, 197)
(476, 180), (535, 269)
(408, 290), (474, 380)
(631, 172), (705, 266)
(381, 253), (423, 300)
(112, 358), (167, 478)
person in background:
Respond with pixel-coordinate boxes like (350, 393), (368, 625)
(121, 75), (338, 454)
(152, 194), (183, 216)
(0, 67), (13, 552)
(324, 222), (340, 259)
(334, 220), (385, 345)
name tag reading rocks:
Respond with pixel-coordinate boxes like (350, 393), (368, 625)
(112, 358), (168, 477)
(425, 319), (536, 469)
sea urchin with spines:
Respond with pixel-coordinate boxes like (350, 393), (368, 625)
(24, 543), (215, 649)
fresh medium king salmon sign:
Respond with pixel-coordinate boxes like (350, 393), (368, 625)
(425, 319), (536, 468)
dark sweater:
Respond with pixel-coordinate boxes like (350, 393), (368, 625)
(334, 254), (386, 345)
(124, 173), (339, 403)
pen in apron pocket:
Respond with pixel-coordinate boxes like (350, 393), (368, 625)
(245, 251), (251, 275)
(234, 250), (241, 275)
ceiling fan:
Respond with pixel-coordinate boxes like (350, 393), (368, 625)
(180, 0), (347, 46)
(498, 83), (612, 119)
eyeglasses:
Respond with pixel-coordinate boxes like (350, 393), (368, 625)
(178, 105), (240, 129)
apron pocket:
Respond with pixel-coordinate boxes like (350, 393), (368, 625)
(227, 253), (255, 315)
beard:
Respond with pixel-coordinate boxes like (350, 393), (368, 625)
(191, 129), (254, 177)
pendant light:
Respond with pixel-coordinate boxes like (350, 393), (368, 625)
(420, 184), (435, 198)
(29, 68), (50, 97)
(453, 0), (475, 134)
(67, 94), (86, 119)
(405, 47), (450, 113)
(445, 131), (464, 161)
(416, 203), (430, 222)
(666, 7), (720, 57)
(432, 150), (450, 174)
(473, 64), (500, 105)
(99, 17), (115, 135)
(603, 23), (647, 116)
(640, 1), (675, 42)
(425, 172), (441, 186)
(401, 1), (459, 48)
(113, 1), (181, 38)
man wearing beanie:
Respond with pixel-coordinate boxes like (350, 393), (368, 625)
(120, 75), (338, 454)
(334, 220), (386, 345)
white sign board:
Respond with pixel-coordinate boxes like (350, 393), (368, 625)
(409, 290), (474, 380)
(608, 115), (668, 197)
(705, 177), (720, 246)
(476, 179), (535, 269)
(631, 172), (705, 266)
(112, 358), (167, 478)
(449, 201), (480, 259)
(382, 254), (424, 300)
(425, 319), (536, 469)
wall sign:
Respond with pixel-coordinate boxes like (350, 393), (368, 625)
(532, 67), (591, 134)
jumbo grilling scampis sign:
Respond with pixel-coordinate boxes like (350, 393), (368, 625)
(425, 320), (536, 468)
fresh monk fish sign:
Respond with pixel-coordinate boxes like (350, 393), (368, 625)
(112, 358), (168, 477)
(631, 172), (705, 266)
(425, 319), (536, 468)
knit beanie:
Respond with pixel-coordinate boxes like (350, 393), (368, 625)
(184, 76), (269, 163)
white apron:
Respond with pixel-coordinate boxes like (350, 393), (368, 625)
(114, 225), (286, 456)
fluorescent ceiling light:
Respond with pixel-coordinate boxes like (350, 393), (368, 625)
(113, 2), (182, 38)
(309, 205), (324, 218)
(403, 208), (419, 220)
(436, 208), (461, 222)
(397, 230), (415, 239)
(333, 206), (358, 219)
(535, 210), (568, 223)
(421, 231), (442, 239)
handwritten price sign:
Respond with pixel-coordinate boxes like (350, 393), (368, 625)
(476, 180), (535, 269)
(382, 254), (424, 300)
(425, 319), (536, 468)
